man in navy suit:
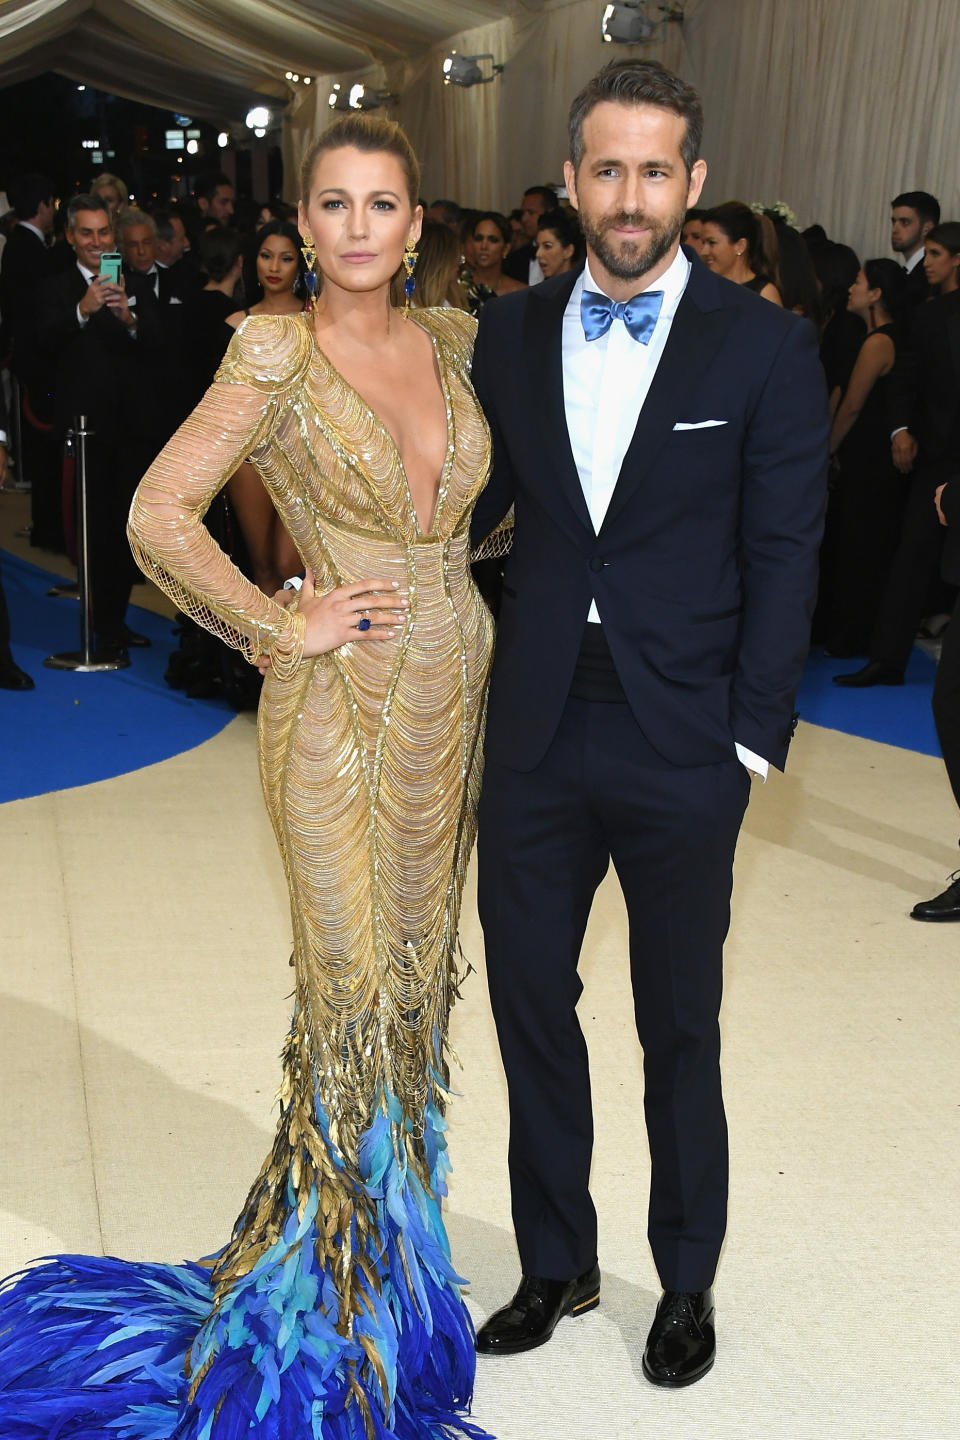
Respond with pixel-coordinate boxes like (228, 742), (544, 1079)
(470, 59), (828, 1386)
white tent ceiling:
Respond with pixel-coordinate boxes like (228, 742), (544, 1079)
(0, 0), (544, 124)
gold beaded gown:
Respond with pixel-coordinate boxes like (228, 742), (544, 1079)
(0, 309), (495, 1440)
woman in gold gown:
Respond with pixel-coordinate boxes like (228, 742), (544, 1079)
(0, 117), (494, 1440)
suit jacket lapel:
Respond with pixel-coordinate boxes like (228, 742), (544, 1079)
(600, 259), (738, 534)
(524, 268), (594, 538)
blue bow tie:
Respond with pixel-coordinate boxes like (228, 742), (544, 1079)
(580, 287), (664, 343)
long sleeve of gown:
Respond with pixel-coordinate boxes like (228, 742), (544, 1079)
(127, 314), (312, 673)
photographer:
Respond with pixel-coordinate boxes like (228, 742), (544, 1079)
(37, 194), (160, 663)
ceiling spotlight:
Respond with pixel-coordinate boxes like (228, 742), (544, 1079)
(601, 3), (683, 43)
(186, 138), (199, 155)
(285, 70), (293, 80)
(442, 52), (504, 87)
(245, 105), (271, 130)
(254, 128), (267, 138)
(304, 76), (312, 85)
(217, 131), (229, 148)
(328, 82), (395, 111)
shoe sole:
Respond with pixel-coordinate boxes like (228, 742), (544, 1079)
(910, 911), (960, 921)
(642, 1353), (715, 1388)
(476, 1289), (600, 1356)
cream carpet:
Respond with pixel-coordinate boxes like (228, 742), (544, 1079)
(1, 499), (958, 1436)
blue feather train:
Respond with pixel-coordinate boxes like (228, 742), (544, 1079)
(0, 1091), (490, 1439)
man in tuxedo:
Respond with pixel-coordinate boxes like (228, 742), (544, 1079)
(834, 283), (960, 687)
(117, 208), (193, 479)
(891, 190), (940, 308)
(152, 207), (202, 298)
(502, 184), (557, 285)
(470, 58), (828, 1386)
(0, 173), (62, 550)
(38, 195), (161, 663)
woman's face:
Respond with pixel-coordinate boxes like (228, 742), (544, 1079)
(472, 221), (506, 271)
(846, 267), (875, 316)
(699, 222), (741, 277)
(536, 226), (575, 278)
(256, 232), (299, 295)
(924, 240), (960, 289)
(298, 146), (419, 297)
(257, 206), (273, 229)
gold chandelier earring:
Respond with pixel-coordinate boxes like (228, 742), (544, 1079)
(402, 237), (418, 316)
(301, 230), (319, 308)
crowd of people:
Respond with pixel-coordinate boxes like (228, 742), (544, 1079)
(2, 171), (959, 767)
(0, 52), (955, 1439)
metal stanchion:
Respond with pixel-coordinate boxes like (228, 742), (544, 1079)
(8, 375), (30, 493)
(44, 414), (127, 672)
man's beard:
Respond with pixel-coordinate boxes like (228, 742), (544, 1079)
(579, 204), (685, 280)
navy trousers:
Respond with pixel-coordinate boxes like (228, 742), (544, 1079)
(477, 696), (750, 1293)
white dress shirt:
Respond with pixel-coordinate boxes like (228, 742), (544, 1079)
(561, 248), (768, 779)
(19, 220), (47, 246)
(903, 247), (925, 274)
(75, 261), (96, 328)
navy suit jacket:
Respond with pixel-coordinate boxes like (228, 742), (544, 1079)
(470, 250), (829, 773)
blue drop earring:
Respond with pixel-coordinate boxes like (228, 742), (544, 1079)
(301, 230), (318, 310)
(403, 237), (418, 315)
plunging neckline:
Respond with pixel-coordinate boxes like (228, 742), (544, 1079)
(303, 312), (452, 538)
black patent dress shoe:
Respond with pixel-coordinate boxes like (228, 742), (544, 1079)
(911, 871), (960, 921)
(475, 1262), (600, 1355)
(121, 624), (151, 648)
(0, 658), (35, 691)
(832, 661), (904, 687)
(642, 1288), (715, 1388)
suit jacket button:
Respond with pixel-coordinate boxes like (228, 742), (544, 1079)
(589, 557), (605, 573)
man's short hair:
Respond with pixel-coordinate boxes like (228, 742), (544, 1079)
(65, 194), (111, 230)
(116, 207), (156, 239)
(568, 58), (703, 178)
(892, 191), (941, 227)
(523, 184), (558, 209)
(196, 172), (234, 203)
(7, 172), (54, 221)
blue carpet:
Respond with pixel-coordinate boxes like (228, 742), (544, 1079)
(0, 549), (234, 803)
(797, 644), (941, 758)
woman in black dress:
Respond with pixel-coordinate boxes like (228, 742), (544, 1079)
(700, 202), (783, 304)
(820, 258), (907, 655)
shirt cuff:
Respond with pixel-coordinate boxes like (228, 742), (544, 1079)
(735, 743), (768, 781)
(890, 426), (908, 439)
(0, 430), (7, 446)
(76, 304), (89, 328)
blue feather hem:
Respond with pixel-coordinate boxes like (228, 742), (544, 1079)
(0, 1098), (491, 1439)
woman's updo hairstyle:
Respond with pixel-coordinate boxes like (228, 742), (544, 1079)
(537, 207), (585, 262)
(704, 201), (763, 274)
(299, 115), (420, 210)
(243, 219), (308, 303)
(863, 257), (907, 319)
(196, 226), (243, 283)
(298, 115), (421, 306)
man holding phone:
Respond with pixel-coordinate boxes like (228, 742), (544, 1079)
(38, 194), (159, 662)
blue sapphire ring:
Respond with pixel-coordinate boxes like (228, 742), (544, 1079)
(357, 617), (372, 632)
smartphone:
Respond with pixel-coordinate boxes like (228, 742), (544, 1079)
(99, 251), (122, 284)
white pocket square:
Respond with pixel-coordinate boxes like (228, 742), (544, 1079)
(673, 419), (728, 430)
